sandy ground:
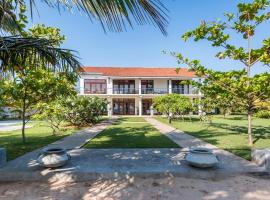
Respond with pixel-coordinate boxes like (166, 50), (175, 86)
(0, 175), (269, 200)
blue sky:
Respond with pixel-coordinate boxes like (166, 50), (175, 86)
(30, 0), (270, 74)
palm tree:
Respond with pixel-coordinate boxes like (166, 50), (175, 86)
(0, 36), (81, 72)
(29, 0), (169, 35)
(0, 0), (168, 73)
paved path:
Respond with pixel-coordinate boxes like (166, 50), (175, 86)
(0, 118), (116, 178)
(46, 119), (117, 150)
(145, 117), (264, 172)
(0, 120), (35, 131)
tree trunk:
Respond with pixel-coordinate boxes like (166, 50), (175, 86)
(169, 116), (172, 124)
(21, 96), (27, 144)
(22, 112), (26, 143)
(248, 112), (253, 146)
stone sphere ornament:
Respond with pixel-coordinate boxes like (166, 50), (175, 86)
(37, 147), (71, 168)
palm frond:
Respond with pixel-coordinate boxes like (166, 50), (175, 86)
(0, 0), (22, 34)
(30, 0), (169, 35)
(0, 36), (81, 73)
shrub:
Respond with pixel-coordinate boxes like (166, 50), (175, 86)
(255, 110), (270, 119)
(63, 96), (107, 126)
(33, 101), (65, 134)
(153, 94), (193, 123)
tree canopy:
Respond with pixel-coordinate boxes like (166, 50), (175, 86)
(176, 0), (270, 146)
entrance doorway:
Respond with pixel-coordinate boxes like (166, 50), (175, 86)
(113, 98), (135, 115)
(142, 99), (152, 115)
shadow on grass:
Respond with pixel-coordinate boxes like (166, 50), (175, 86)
(85, 125), (179, 149)
(209, 123), (270, 144)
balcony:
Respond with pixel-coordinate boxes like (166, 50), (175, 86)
(141, 88), (168, 94)
(84, 88), (107, 94)
(113, 88), (139, 94)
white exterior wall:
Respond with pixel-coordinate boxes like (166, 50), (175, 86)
(79, 78), (84, 94)
(153, 79), (167, 90)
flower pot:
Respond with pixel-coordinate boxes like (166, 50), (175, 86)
(185, 148), (219, 168)
(37, 147), (71, 168)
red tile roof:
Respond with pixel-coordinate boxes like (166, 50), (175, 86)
(80, 66), (196, 77)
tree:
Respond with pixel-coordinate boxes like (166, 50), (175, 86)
(62, 96), (107, 127)
(1, 0), (169, 73)
(1, 68), (77, 143)
(0, 1), (81, 74)
(153, 93), (192, 123)
(176, 0), (270, 146)
(33, 100), (66, 134)
(14, 0), (169, 35)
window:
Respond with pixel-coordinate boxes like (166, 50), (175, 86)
(113, 98), (135, 115)
(84, 79), (107, 94)
(172, 80), (185, 94)
(141, 80), (154, 94)
(113, 80), (136, 94)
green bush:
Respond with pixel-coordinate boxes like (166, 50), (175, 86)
(63, 96), (107, 126)
(255, 110), (270, 119)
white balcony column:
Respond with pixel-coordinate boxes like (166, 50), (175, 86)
(168, 79), (172, 94)
(139, 97), (142, 116)
(138, 78), (142, 95)
(107, 97), (112, 117)
(184, 84), (188, 94)
(79, 78), (84, 94)
(107, 77), (112, 95)
(189, 84), (192, 94)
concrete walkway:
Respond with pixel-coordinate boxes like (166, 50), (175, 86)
(0, 118), (116, 179)
(145, 117), (264, 173)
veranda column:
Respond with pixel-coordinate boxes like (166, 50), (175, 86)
(107, 77), (112, 95)
(139, 97), (142, 116)
(184, 84), (188, 94)
(168, 79), (172, 94)
(107, 97), (112, 117)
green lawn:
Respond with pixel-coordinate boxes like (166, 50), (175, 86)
(84, 117), (179, 148)
(156, 115), (270, 160)
(0, 121), (81, 161)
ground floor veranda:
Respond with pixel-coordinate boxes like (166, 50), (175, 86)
(106, 96), (200, 116)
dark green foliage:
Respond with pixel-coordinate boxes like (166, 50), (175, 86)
(62, 96), (107, 127)
(255, 110), (270, 118)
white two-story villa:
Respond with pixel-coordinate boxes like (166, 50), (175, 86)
(79, 66), (202, 116)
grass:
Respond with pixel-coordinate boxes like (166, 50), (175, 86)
(0, 121), (82, 161)
(84, 117), (179, 148)
(156, 115), (270, 160)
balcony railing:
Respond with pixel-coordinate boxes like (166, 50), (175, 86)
(84, 88), (107, 94)
(80, 87), (199, 95)
(141, 88), (168, 94)
(113, 88), (139, 94)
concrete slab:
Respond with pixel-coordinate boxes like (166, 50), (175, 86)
(145, 118), (265, 173)
(0, 148), (267, 182)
